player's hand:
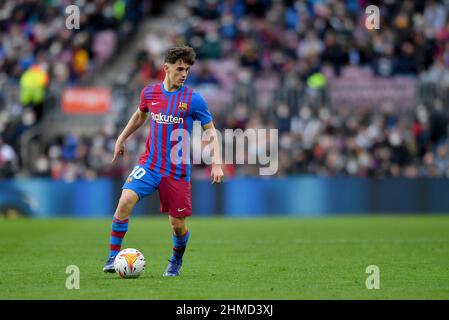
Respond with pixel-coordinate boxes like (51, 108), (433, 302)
(112, 141), (125, 163)
(211, 164), (224, 184)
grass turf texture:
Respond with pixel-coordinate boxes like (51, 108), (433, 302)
(0, 215), (448, 299)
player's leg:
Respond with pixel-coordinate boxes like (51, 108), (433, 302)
(158, 176), (192, 277)
(168, 215), (190, 260)
(109, 189), (139, 256)
(163, 215), (191, 277)
(103, 165), (161, 273)
(103, 189), (139, 272)
(169, 215), (188, 235)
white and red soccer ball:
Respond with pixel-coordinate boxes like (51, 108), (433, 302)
(113, 248), (146, 278)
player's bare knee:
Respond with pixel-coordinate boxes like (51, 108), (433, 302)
(115, 193), (137, 218)
(171, 225), (183, 234)
(169, 217), (186, 234)
(170, 220), (181, 230)
(120, 197), (134, 211)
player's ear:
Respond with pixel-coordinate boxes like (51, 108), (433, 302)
(163, 63), (170, 73)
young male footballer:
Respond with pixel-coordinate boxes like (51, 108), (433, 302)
(103, 46), (224, 276)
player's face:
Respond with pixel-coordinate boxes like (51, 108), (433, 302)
(165, 60), (190, 87)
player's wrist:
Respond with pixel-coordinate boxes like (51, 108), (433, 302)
(116, 136), (126, 144)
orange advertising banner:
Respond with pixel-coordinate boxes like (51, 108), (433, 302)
(61, 87), (111, 114)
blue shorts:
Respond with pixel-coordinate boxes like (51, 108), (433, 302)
(122, 165), (162, 200)
(122, 165), (192, 217)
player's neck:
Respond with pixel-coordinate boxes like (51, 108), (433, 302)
(163, 78), (182, 92)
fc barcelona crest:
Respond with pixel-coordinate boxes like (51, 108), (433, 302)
(178, 102), (188, 112)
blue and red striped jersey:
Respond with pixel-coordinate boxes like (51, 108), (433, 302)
(137, 83), (212, 181)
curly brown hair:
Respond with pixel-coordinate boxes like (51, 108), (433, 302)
(164, 46), (196, 65)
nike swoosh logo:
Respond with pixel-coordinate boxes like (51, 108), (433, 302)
(151, 102), (159, 105)
(177, 208), (186, 212)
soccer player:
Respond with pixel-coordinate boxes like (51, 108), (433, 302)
(103, 46), (224, 276)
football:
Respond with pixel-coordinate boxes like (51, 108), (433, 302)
(113, 248), (146, 278)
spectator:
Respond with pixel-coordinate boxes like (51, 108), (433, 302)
(19, 64), (49, 121)
(0, 136), (18, 178)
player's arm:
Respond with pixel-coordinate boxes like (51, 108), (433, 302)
(112, 109), (148, 162)
(202, 121), (224, 184)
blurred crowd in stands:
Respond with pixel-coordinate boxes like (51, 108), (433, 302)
(0, 0), (154, 178)
(1, 0), (449, 180)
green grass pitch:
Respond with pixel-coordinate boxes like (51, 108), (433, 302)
(0, 215), (448, 299)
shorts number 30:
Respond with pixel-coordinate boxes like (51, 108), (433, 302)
(129, 166), (146, 179)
